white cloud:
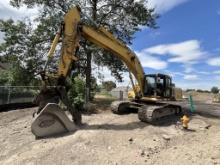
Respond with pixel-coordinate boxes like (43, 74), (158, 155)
(184, 65), (194, 73)
(92, 65), (131, 87)
(197, 71), (209, 75)
(215, 76), (220, 80)
(183, 74), (199, 80)
(147, 0), (189, 14)
(0, 32), (4, 43)
(0, 0), (38, 20)
(213, 70), (220, 74)
(181, 64), (209, 75)
(164, 70), (184, 78)
(0, 1), (39, 43)
(135, 50), (168, 70)
(207, 57), (220, 66)
(136, 0), (190, 30)
(138, 25), (148, 31)
(145, 40), (206, 64)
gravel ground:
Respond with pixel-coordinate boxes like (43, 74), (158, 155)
(0, 106), (220, 165)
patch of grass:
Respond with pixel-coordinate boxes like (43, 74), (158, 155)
(98, 90), (111, 95)
(92, 94), (117, 111)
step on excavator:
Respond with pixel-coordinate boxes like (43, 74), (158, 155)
(31, 6), (183, 138)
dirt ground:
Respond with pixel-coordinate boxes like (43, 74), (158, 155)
(0, 98), (220, 165)
(183, 91), (212, 102)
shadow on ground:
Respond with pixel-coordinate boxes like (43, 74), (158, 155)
(80, 121), (148, 131)
(36, 115), (184, 140)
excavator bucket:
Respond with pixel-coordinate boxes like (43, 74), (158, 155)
(31, 103), (77, 138)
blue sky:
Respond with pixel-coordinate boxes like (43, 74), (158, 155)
(0, 0), (220, 90)
(131, 0), (220, 90)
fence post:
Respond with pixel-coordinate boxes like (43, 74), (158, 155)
(119, 90), (123, 101)
(85, 87), (89, 103)
(188, 95), (195, 112)
(7, 87), (11, 104)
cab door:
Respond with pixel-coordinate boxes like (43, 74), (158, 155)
(164, 76), (172, 98)
(144, 75), (156, 97)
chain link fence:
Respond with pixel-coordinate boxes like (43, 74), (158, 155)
(110, 90), (128, 100)
(0, 86), (130, 109)
(0, 86), (40, 106)
(96, 87), (129, 100)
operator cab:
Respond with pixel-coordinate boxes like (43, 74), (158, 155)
(144, 73), (173, 98)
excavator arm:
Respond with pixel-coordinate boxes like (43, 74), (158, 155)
(46, 6), (145, 97)
(32, 6), (146, 138)
(81, 25), (145, 96)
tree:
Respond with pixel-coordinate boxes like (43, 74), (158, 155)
(186, 89), (195, 92)
(0, 19), (44, 86)
(102, 81), (116, 91)
(1, 0), (158, 99)
(90, 76), (98, 100)
(196, 89), (210, 93)
(211, 86), (219, 94)
(68, 76), (85, 110)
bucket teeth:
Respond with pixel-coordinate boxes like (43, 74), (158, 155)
(31, 103), (77, 138)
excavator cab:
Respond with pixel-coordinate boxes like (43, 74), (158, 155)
(144, 73), (173, 99)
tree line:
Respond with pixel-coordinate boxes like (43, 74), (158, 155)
(185, 86), (219, 94)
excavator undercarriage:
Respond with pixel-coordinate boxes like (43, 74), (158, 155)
(111, 100), (182, 124)
(111, 73), (183, 124)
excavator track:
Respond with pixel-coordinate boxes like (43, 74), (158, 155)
(111, 101), (132, 114)
(111, 100), (182, 123)
(138, 104), (182, 123)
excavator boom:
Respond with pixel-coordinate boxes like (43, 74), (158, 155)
(81, 25), (145, 96)
(45, 7), (145, 96)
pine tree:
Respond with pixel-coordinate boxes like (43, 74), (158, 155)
(1, 0), (158, 96)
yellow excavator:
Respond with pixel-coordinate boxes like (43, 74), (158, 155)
(31, 6), (182, 138)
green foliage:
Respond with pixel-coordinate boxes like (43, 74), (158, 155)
(90, 76), (98, 100)
(102, 81), (116, 91)
(96, 84), (102, 93)
(0, 65), (40, 86)
(8, 0), (158, 82)
(196, 89), (210, 93)
(0, 19), (45, 86)
(68, 76), (98, 108)
(0, 0), (158, 102)
(211, 86), (219, 94)
(186, 89), (196, 92)
(68, 76), (85, 109)
(0, 70), (13, 85)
